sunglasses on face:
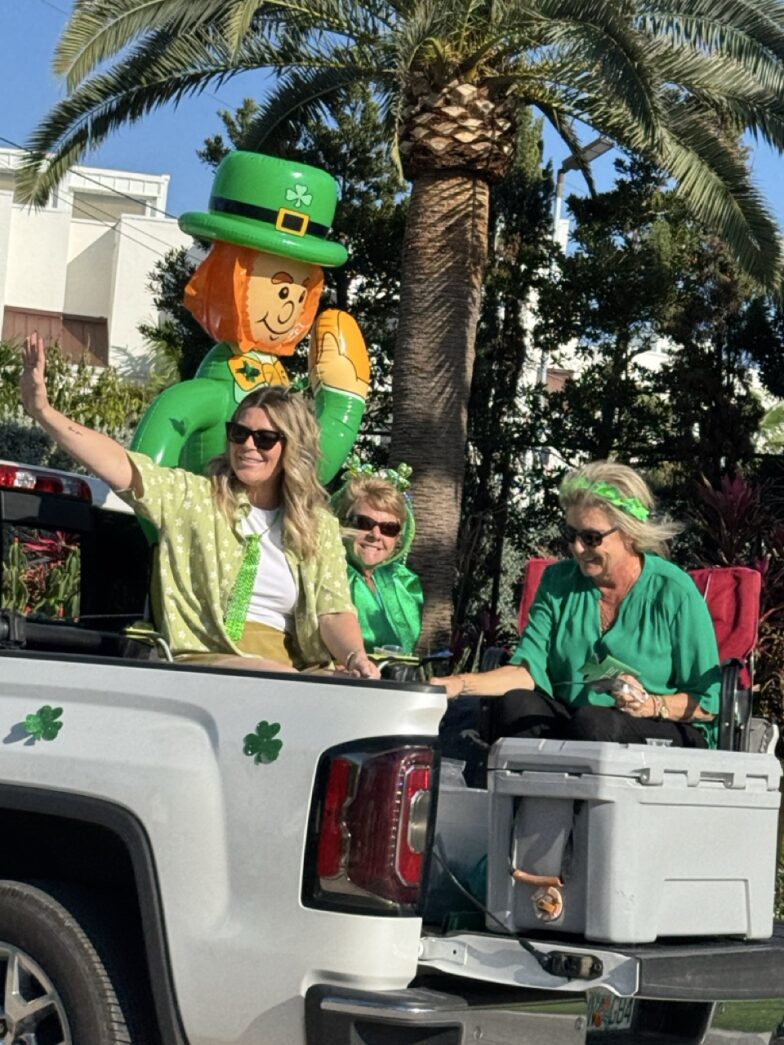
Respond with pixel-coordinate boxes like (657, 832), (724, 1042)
(225, 421), (286, 452)
(349, 514), (402, 539)
(562, 524), (619, 549)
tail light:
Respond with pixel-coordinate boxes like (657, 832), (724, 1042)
(305, 742), (438, 914)
(0, 466), (92, 502)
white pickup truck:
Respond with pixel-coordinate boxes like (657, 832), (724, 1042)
(1, 458), (783, 1045)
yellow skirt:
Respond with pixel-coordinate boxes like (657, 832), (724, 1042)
(177, 622), (300, 669)
(238, 621), (299, 668)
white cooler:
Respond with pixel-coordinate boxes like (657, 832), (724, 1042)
(486, 739), (782, 944)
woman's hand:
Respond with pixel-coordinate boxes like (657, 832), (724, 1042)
(612, 673), (652, 716)
(20, 334), (50, 421)
(429, 675), (467, 700)
(345, 651), (380, 679)
(17, 334), (135, 491)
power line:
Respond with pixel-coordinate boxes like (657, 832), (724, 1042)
(34, 0), (69, 15)
(0, 139), (188, 262)
(0, 136), (181, 221)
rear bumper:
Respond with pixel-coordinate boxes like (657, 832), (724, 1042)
(305, 984), (585, 1045)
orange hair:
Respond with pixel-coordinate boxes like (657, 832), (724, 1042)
(183, 241), (324, 355)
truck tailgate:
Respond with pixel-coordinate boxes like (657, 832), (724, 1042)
(418, 921), (784, 1000)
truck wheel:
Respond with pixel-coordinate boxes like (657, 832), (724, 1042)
(0, 879), (150, 1044)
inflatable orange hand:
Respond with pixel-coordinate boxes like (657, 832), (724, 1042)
(309, 309), (370, 400)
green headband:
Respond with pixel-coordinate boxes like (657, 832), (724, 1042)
(561, 477), (650, 521)
(341, 453), (413, 493)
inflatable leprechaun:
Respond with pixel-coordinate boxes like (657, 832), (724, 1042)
(130, 151), (370, 482)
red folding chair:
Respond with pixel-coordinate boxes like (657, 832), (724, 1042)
(689, 567), (761, 750)
(512, 559), (764, 751)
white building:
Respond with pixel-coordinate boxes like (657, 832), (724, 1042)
(0, 148), (191, 370)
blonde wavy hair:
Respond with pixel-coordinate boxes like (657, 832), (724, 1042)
(559, 460), (682, 558)
(208, 386), (328, 560)
(333, 476), (407, 528)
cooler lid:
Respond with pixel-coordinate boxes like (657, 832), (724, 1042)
(488, 738), (782, 790)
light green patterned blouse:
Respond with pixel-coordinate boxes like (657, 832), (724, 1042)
(119, 452), (356, 666)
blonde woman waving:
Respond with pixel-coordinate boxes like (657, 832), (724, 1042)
(20, 336), (378, 679)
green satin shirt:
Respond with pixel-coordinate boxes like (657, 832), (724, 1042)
(509, 554), (721, 747)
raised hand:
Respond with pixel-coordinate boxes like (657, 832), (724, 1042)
(309, 310), (371, 398)
(17, 333), (135, 492)
(20, 333), (50, 421)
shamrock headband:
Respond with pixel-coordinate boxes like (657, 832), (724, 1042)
(561, 477), (650, 521)
(341, 454), (413, 494)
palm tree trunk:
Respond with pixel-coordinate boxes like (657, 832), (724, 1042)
(391, 171), (490, 650)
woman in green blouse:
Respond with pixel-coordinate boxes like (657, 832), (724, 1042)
(435, 462), (720, 748)
(20, 336), (379, 679)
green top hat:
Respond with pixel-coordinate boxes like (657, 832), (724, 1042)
(179, 151), (348, 268)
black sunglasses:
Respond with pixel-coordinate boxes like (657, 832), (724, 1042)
(225, 421), (286, 452)
(562, 524), (618, 549)
(349, 513), (402, 539)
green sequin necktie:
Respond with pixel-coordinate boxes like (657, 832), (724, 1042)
(225, 510), (280, 641)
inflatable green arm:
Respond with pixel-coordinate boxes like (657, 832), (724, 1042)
(130, 378), (231, 468)
(314, 387), (367, 484)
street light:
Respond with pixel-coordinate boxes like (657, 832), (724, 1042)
(538, 137), (614, 389)
(552, 136), (614, 247)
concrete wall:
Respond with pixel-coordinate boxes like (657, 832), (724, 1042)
(0, 148), (191, 370)
(109, 214), (193, 367)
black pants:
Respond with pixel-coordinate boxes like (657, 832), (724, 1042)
(495, 689), (708, 748)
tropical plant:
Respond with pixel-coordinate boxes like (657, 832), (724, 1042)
(18, 0), (784, 643)
(2, 531), (82, 619)
(0, 340), (153, 468)
(687, 473), (784, 736)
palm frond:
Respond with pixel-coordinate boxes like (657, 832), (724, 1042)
(235, 65), (382, 154)
(382, 0), (463, 73)
(55, 0), (237, 88)
(18, 27), (266, 204)
(647, 42), (784, 150)
(639, 0), (784, 67)
(534, 16), (664, 149)
(659, 101), (782, 285)
(221, 1), (265, 55)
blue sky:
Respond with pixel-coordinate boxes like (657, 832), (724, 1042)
(4, 0), (784, 230)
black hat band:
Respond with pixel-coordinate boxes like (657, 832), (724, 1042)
(209, 195), (331, 239)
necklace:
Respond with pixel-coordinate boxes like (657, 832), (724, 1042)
(597, 560), (642, 632)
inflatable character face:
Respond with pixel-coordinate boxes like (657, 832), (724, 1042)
(184, 241), (324, 357)
(247, 253), (316, 348)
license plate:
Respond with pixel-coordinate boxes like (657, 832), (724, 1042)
(586, 991), (634, 1032)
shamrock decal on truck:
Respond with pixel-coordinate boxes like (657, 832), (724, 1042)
(24, 705), (64, 742)
(243, 721), (283, 765)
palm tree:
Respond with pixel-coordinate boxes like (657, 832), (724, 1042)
(18, 0), (784, 645)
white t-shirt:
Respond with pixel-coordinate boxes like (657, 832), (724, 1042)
(241, 507), (298, 633)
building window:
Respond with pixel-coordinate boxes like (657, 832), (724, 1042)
(0, 170), (58, 207)
(71, 190), (147, 222)
(547, 368), (574, 394)
(2, 307), (108, 365)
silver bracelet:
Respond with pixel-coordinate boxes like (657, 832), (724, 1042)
(345, 649), (362, 669)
